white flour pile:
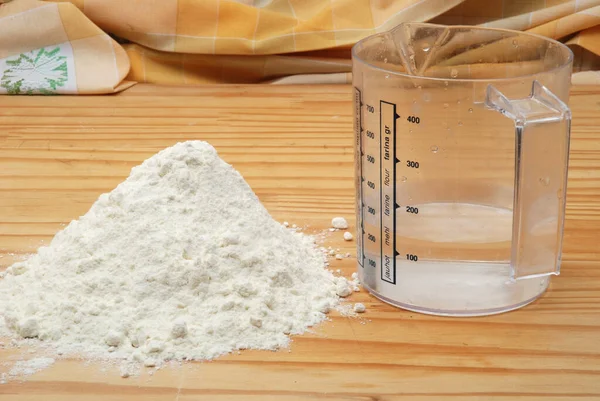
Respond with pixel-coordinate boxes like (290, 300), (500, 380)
(0, 141), (356, 377)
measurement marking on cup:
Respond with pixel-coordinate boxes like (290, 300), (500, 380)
(380, 101), (400, 285)
(354, 90), (406, 283)
(353, 87), (364, 267)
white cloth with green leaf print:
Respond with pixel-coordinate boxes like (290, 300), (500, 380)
(0, 44), (77, 95)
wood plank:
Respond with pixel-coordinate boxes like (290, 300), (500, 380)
(0, 84), (599, 400)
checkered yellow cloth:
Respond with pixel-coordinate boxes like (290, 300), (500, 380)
(1, 0), (599, 94)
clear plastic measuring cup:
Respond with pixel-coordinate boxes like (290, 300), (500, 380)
(352, 23), (573, 316)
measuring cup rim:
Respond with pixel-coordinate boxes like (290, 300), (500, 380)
(351, 22), (574, 83)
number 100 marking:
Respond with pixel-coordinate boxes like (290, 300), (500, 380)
(406, 254), (418, 261)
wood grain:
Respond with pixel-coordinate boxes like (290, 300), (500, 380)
(0, 84), (600, 400)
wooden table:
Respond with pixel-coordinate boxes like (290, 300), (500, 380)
(0, 84), (599, 400)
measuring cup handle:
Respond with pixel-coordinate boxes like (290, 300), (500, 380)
(485, 80), (571, 280)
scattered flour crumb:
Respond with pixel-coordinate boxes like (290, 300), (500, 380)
(331, 217), (348, 229)
(335, 278), (353, 297)
(353, 303), (366, 313)
(119, 362), (138, 378)
(282, 222), (289, 227)
(343, 232), (353, 241)
(335, 254), (343, 260)
(8, 358), (55, 378)
(335, 303), (356, 317)
(350, 272), (361, 292)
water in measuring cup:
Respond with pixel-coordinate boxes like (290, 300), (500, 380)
(374, 202), (549, 315)
(359, 198), (550, 316)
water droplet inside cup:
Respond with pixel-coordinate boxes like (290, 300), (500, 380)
(417, 85), (422, 89)
(539, 177), (550, 186)
(409, 129), (413, 134)
(385, 74), (390, 79)
(468, 108), (473, 113)
(458, 121), (463, 126)
(443, 103), (449, 109)
(512, 39), (518, 47)
(430, 145), (439, 153)
(450, 69), (458, 78)
(422, 42), (431, 52)
(384, 57), (388, 63)
(401, 176), (407, 182)
(444, 81), (449, 86)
